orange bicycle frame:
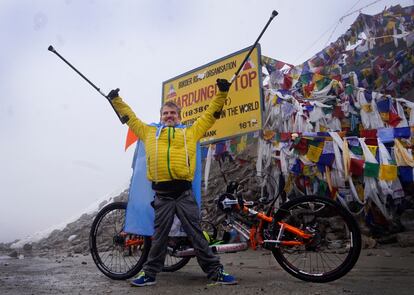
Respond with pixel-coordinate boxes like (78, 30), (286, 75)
(242, 205), (313, 248)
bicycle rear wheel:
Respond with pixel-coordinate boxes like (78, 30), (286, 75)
(161, 236), (191, 272)
(271, 196), (361, 283)
(89, 202), (150, 280)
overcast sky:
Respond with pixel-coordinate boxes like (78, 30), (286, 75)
(1, 0), (412, 243)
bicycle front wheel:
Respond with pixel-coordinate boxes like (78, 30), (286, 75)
(271, 196), (361, 283)
(89, 202), (150, 280)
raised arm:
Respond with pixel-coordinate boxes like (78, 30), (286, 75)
(191, 79), (230, 140)
(108, 89), (150, 140)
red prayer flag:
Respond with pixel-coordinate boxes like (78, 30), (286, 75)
(283, 74), (293, 90)
(333, 106), (345, 119)
(388, 111), (402, 127)
(303, 82), (315, 98)
(293, 137), (309, 155)
(365, 138), (378, 146)
(350, 158), (364, 176)
(280, 132), (292, 142)
(360, 129), (377, 139)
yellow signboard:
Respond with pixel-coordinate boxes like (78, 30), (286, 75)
(162, 45), (263, 144)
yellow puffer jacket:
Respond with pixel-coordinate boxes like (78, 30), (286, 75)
(112, 91), (227, 182)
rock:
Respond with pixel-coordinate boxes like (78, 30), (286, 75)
(400, 209), (414, 231)
(40, 245), (50, 251)
(23, 243), (32, 251)
(383, 250), (392, 257)
(8, 250), (18, 258)
(359, 223), (372, 236)
(73, 246), (84, 254)
(377, 234), (397, 245)
(396, 231), (414, 247)
(362, 235), (377, 249)
(67, 235), (77, 242)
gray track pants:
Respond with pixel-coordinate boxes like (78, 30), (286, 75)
(143, 189), (222, 279)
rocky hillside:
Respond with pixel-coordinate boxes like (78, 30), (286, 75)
(0, 191), (128, 258)
(2, 137), (414, 261)
(0, 140), (259, 258)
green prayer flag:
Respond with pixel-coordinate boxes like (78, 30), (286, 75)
(299, 72), (312, 84)
(308, 140), (322, 147)
(318, 180), (328, 197)
(345, 85), (353, 95)
(316, 77), (330, 90)
(323, 107), (333, 115)
(275, 133), (281, 142)
(364, 162), (379, 177)
(350, 146), (363, 156)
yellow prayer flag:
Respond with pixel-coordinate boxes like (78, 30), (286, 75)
(343, 139), (350, 178)
(374, 77), (383, 88)
(306, 145), (323, 162)
(284, 175), (293, 193)
(338, 131), (347, 138)
(386, 20), (396, 31)
(237, 135), (247, 153)
(263, 130), (276, 141)
(361, 104), (373, 112)
(380, 112), (389, 121)
(303, 165), (313, 176)
(312, 73), (324, 84)
(367, 145), (378, 157)
(350, 35), (357, 44)
(356, 183), (365, 202)
(271, 95), (278, 105)
(325, 166), (333, 193)
(379, 164), (398, 181)
(341, 119), (351, 128)
(361, 68), (371, 76)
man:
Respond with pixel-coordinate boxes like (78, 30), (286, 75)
(108, 78), (237, 287)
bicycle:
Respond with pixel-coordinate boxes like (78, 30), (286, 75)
(89, 175), (361, 283)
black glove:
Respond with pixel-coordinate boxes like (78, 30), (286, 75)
(107, 88), (120, 100)
(216, 79), (231, 92)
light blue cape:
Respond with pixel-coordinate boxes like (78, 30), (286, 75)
(124, 123), (202, 236)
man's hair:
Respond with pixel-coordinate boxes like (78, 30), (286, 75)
(160, 101), (181, 118)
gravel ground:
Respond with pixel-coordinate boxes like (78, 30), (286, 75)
(1, 246), (413, 295)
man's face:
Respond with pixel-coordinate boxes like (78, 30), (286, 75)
(161, 105), (180, 127)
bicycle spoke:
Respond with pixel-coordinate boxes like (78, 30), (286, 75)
(90, 203), (149, 279)
(272, 196), (361, 282)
